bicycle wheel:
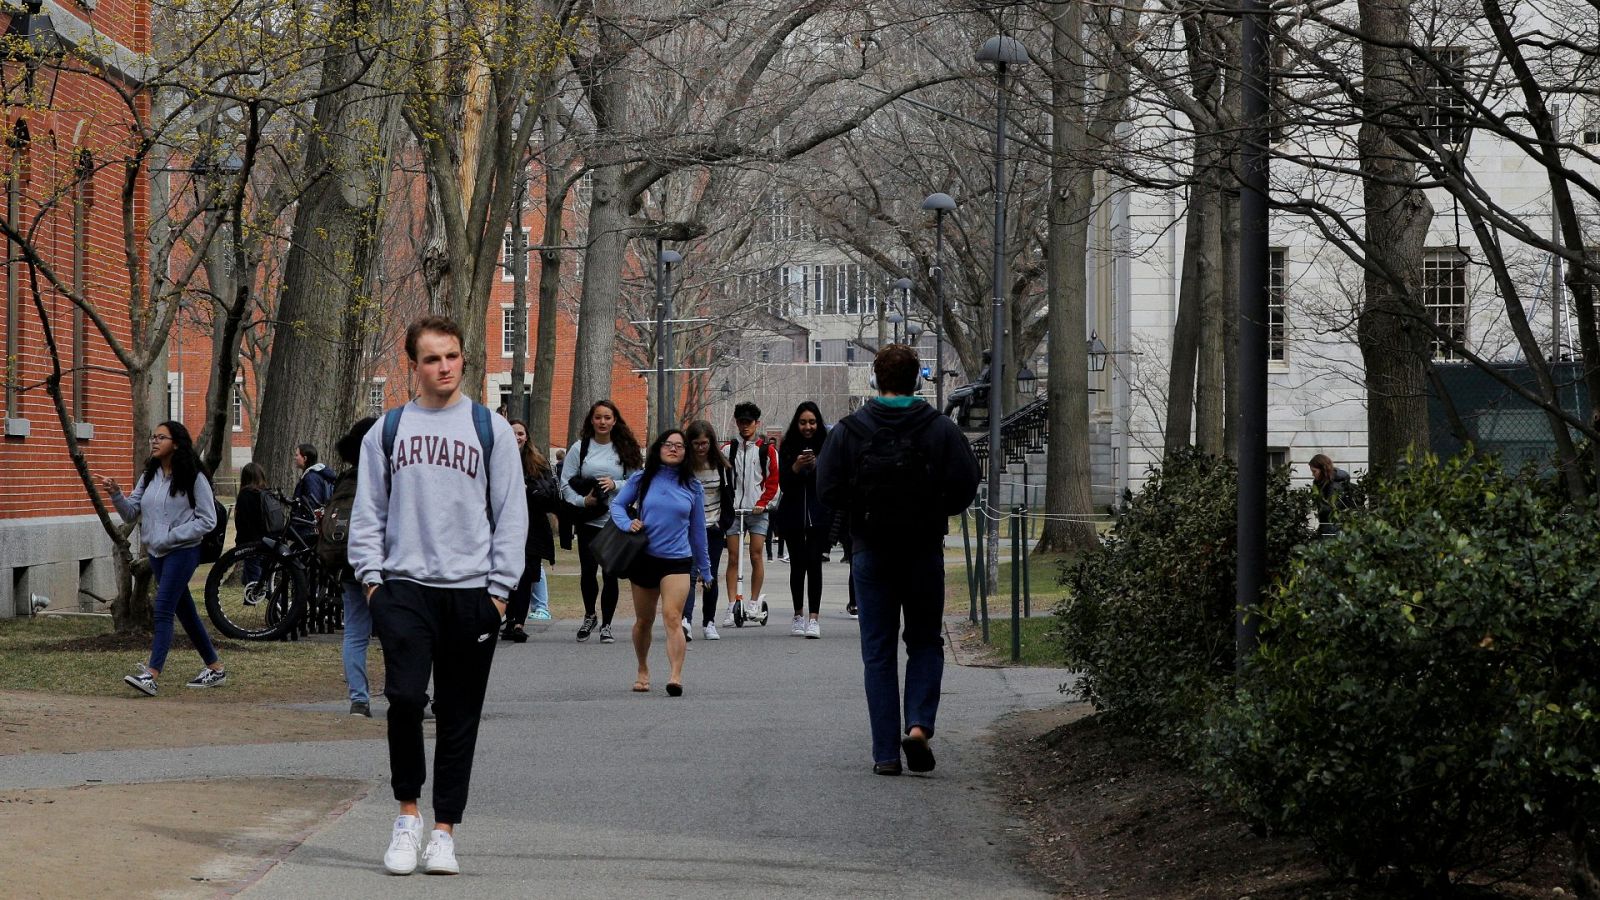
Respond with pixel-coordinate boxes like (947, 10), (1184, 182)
(205, 546), (308, 640)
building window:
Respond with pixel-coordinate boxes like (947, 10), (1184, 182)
(846, 343), (857, 364)
(758, 344), (770, 364)
(1268, 249), (1287, 362)
(1422, 47), (1470, 145)
(4, 120), (29, 423)
(231, 380), (244, 431)
(501, 307), (524, 356)
(1267, 447), (1289, 471)
(501, 227), (530, 281)
(368, 380), (386, 417)
(166, 372), (182, 421)
(72, 148), (92, 423)
(813, 340), (823, 363)
(1423, 251), (1468, 360)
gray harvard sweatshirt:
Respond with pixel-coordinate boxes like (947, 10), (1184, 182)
(347, 397), (528, 598)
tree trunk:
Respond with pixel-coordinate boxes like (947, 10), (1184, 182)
(531, 156), (568, 455)
(1165, 208), (1204, 454)
(1036, 0), (1100, 554)
(1194, 174), (1227, 455)
(567, 160), (630, 443)
(1220, 187), (1240, 461)
(1357, 0), (1435, 469)
(255, 0), (403, 490)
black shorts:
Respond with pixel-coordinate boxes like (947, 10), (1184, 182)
(631, 554), (693, 589)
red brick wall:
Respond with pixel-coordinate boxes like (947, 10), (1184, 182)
(0, 4), (148, 519)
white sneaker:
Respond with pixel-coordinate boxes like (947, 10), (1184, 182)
(421, 829), (459, 875)
(703, 622), (720, 640)
(682, 620), (692, 642)
(790, 615), (806, 636)
(722, 610), (735, 627)
(384, 815), (424, 875)
(806, 619), (821, 639)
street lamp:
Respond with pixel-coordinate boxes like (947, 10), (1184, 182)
(893, 277), (912, 344)
(655, 244), (683, 434)
(976, 34), (1029, 645)
(1016, 365), (1038, 398)
(1087, 330), (1108, 373)
(922, 192), (956, 410)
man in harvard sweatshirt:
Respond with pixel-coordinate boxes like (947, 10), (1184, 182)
(347, 315), (527, 876)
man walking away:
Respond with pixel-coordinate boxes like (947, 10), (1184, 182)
(348, 315), (528, 875)
(817, 344), (979, 776)
(722, 402), (779, 625)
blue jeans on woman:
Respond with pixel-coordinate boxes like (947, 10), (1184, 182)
(852, 544), (946, 766)
(530, 565), (549, 616)
(686, 525), (726, 626)
(341, 579), (373, 704)
(148, 545), (218, 673)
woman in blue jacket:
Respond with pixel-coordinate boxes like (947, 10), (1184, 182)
(612, 429), (712, 697)
(94, 421), (227, 696)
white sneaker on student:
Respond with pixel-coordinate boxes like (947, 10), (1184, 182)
(722, 610), (735, 628)
(806, 619), (821, 639)
(422, 829), (459, 875)
(703, 622), (720, 640)
(790, 614), (806, 636)
(384, 815), (424, 875)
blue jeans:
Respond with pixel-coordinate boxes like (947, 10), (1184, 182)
(342, 580), (373, 703)
(852, 544), (945, 765)
(687, 525), (726, 625)
(148, 545), (218, 673)
(530, 565), (548, 615)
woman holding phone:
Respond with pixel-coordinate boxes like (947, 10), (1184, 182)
(773, 402), (830, 639)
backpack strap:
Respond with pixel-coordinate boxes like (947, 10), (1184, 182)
(471, 401), (496, 530)
(381, 406), (405, 497)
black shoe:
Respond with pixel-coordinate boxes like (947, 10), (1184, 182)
(666, 682), (683, 697)
(577, 615), (598, 642)
(846, 601), (858, 619)
(873, 761), (903, 776)
(349, 700), (371, 717)
(902, 734), (936, 773)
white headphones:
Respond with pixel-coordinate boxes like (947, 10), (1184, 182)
(869, 368), (926, 391)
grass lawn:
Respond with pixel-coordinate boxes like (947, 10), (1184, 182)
(0, 614), (379, 702)
(978, 616), (1064, 668)
(946, 550), (1074, 612)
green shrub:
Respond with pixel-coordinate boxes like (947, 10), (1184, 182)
(1203, 453), (1600, 889)
(1054, 448), (1313, 750)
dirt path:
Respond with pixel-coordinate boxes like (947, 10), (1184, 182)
(0, 691), (382, 756)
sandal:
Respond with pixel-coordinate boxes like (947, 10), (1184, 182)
(631, 680), (651, 693)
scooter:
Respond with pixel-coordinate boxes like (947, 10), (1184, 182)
(725, 508), (769, 628)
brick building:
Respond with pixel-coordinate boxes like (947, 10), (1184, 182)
(0, 0), (151, 618)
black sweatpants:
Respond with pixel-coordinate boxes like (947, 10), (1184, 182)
(787, 526), (826, 615)
(577, 525), (621, 624)
(371, 578), (500, 825)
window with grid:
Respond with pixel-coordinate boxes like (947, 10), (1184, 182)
(501, 228), (530, 281)
(1268, 249), (1287, 362)
(1423, 251), (1468, 360)
(231, 381), (243, 431)
(369, 382), (386, 417)
(501, 308), (522, 355)
(1421, 47), (1470, 145)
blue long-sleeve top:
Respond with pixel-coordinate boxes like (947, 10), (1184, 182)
(611, 467), (711, 582)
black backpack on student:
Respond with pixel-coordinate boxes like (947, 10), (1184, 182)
(842, 416), (941, 541)
(197, 479), (229, 564)
(316, 470), (361, 573)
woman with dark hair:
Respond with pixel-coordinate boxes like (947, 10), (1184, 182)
(94, 421), (227, 696)
(504, 419), (559, 641)
(559, 399), (643, 643)
(612, 429), (712, 695)
(684, 420), (732, 640)
(234, 462), (270, 588)
(774, 401), (831, 639)
(332, 416), (379, 715)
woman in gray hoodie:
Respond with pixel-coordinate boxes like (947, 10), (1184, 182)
(95, 420), (227, 696)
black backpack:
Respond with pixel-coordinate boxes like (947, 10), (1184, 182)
(198, 479), (228, 564)
(316, 469), (360, 573)
(842, 415), (941, 540)
(258, 490), (289, 536)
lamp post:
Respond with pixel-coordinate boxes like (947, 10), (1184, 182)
(922, 192), (956, 411)
(976, 34), (1029, 610)
(654, 243), (683, 434)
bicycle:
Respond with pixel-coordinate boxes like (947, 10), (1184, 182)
(205, 494), (337, 641)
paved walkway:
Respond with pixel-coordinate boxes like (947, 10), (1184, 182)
(3, 570), (1065, 898)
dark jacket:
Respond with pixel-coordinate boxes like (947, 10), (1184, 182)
(774, 436), (830, 536)
(525, 468), (560, 568)
(294, 463), (337, 510)
(815, 399), (980, 548)
(1315, 467), (1352, 526)
(234, 486), (266, 547)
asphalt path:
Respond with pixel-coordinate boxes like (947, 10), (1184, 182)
(6, 567), (1066, 898)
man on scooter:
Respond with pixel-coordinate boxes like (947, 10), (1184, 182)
(722, 402), (779, 626)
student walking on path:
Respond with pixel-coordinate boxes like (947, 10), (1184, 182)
(613, 429), (712, 696)
(559, 400), (643, 644)
(684, 420), (733, 640)
(504, 419), (558, 641)
(330, 416), (378, 716)
(95, 421), (228, 696)
(721, 402), (779, 626)
(817, 345), (979, 776)
(774, 402), (830, 639)
(348, 315), (528, 876)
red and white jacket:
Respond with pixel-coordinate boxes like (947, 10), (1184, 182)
(724, 436), (779, 512)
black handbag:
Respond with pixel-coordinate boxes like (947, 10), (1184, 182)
(589, 516), (647, 577)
